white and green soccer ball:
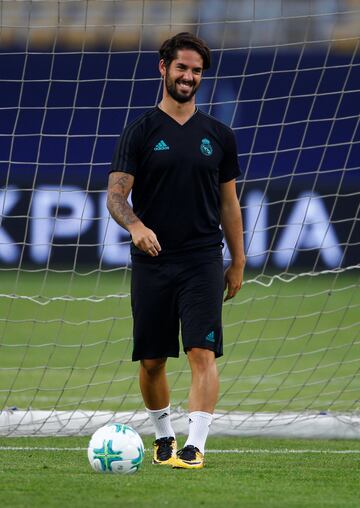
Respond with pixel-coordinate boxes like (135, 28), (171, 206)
(88, 423), (145, 474)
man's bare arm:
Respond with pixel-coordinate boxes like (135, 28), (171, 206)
(220, 179), (246, 301)
(107, 171), (161, 256)
(107, 171), (138, 227)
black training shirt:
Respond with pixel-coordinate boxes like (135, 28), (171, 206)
(110, 107), (240, 257)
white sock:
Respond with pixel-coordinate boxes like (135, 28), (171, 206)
(146, 405), (175, 440)
(184, 411), (213, 454)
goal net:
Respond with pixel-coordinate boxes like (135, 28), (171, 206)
(0, 0), (359, 438)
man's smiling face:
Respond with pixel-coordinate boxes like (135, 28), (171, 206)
(162, 49), (203, 103)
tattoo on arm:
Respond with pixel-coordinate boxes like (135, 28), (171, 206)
(112, 174), (131, 192)
(107, 173), (139, 229)
(108, 192), (138, 227)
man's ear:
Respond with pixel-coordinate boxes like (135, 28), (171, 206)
(159, 59), (166, 77)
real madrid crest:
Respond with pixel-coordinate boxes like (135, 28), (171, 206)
(200, 138), (213, 156)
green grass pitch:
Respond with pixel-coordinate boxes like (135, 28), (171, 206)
(0, 270), (359, 506)
(0, 270), (358, 413)
(0, 436), (360, 507)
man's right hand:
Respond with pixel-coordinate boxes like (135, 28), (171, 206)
(128, 222), (162, 257)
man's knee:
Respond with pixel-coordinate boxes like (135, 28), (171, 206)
(140, 357), (167, 376)
(187, 348), (216, 371)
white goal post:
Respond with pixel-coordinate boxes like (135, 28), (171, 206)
(0, 0), (359, 438)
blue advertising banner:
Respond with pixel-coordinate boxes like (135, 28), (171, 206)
(0, 47), (359, 269)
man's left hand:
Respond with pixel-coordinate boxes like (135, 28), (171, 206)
(223, 262), (245, 301)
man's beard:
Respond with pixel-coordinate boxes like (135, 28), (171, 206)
(165, 72), (198, 103)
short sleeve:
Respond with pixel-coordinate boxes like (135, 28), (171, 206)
(109, 122), (142, 176)
(218, 128), (241, 183)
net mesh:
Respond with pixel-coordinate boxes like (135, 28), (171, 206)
(0, 0), (359, 436)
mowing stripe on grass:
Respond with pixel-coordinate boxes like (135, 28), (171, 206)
(1, 446), (360, 454)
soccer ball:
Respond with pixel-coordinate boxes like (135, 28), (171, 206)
(88, 423), (145, 474)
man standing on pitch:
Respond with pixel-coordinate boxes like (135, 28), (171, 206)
(107, 32), (245, 469)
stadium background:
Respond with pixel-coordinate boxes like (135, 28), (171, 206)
(1, 6), (360, 506)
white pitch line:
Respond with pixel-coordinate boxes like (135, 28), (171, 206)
(0, 446), (86, 451)
(205, 448), (360, 454)
(1, 447), (360, 455)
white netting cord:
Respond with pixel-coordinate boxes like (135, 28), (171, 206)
(0, 0), (359, 437)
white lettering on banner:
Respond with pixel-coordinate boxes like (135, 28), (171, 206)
(0, 186), (344, 268)
(98, 192), (131, 266)
(30, 186), (94, 263)
(273, 192), (343, 268)
(0, 187), (20, 263)
(245, 190), (268, 267)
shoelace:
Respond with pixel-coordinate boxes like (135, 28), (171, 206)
(155, 437), (174, 461)
(177, 445), (199, 461)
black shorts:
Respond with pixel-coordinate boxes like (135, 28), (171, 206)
(131, 249), (224, 361)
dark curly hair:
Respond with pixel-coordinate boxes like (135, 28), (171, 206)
(159, 32), (211, 70)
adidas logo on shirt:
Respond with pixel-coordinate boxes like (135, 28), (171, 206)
(154, 139), (170, 151)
